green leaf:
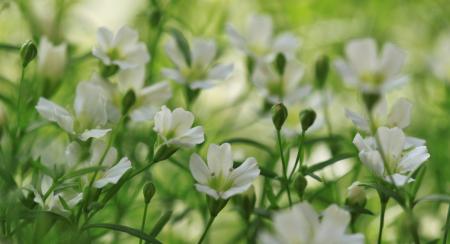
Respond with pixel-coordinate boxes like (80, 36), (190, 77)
(169, 28), (191, 67)
(414, 194), (450, 205)
(61, 166), (108, 180)
(304, 153), (355, 175)
(149, 211), (173, 238)
(222, 138), (274, 156)
(83, 223), (161, 244)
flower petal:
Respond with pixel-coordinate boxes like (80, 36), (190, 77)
(79, 128), (112, 141)
(207, 63), (234, 80)
(35, 97), (74, 133)
(385, 173), (413, 186)
(377, 127), (405, 162)
(207, 143), (233, 177)
(93, 157), (132, 188)
(379, 42), (406, 80)
(189, 153), (210, 184)
(195, 184), (219, 199)
(398, 146), (430, 173)
(346, 109), (370, 132)
(315, 204), (351, 241)
(387, 98), (412, 129)
(191, 38), (216, 68)
(345, 38), (377, 74)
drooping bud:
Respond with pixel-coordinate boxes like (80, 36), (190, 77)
(271, 103), (288, 131)
(122, 89), (136, 115)
(299, 109), (316, 132)
(315, 55), (329, 89)
(20, 40), (37, 68)
(274, 53), (287, 75)
(246, 55), (255, 78)
(240, 186), (256, 219)
(100, 64), (119, 78)
(294, 174), (307, 199)
(143, 182), (156, 204)
(345, 182), (366, 208)
(153, 144), (178, 163)
(362, 91), (381, 112)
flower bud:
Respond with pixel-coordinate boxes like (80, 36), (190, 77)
(122, 89), (136, 115)
(271, 103), (288, 131)
(246, 55), (255, 78)
(149, 10), (163, 27)
(143, 182), (156, 204)
(20, 40), (37, 68)
(153, 144), (178, 163)
(101, 64), (119, 78)
(274, 53), (286, 75)
(294, 174), (307, 198)
(362, 91), (381, 112)
(240, 186), (256, 218)
(315, 55), (329, 89)
(299, 109), (316, 132)
(346, 182), (366, 208)
(37, 37), (67, 81)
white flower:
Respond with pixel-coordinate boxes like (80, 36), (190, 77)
(345, 97), (425, 147)
(162, 37), (233, 89)
(353, 127), (430, 186)
(335, 38), (407, 93)
(252, 58), (311, 104)
(92, 26), (150, 69)
(37, 36), (67, 81)
(227, 14), (300, 61)
(189, 143), (259, 200)
(258, 202), (364, 244)
(93, 157), (132, 188)
(129, 81), (172, 122)
(36, 77), (114, 141)
(153, 106), (204, 147)
(32, 175), (82, 212)
(431, 35), (450, 82)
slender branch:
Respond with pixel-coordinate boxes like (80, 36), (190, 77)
(377, 195), (388, 244)
(139, 203), (149, 244)
(197, 216), (215, 244)
(276, 130), (292, 207)
(289, 131), (305, 180)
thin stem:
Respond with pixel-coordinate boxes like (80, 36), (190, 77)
(16, 68), (26, 136)
(289, 131), (305, 180)
(276, 130), (292, 207)
(377, 196), (388, 244)
(197, 216), (215, 244)
(139, 203), (149, 244)
(443, 204), (450, 244)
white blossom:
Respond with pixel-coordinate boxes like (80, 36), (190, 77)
(92, 26), (150, 69)
(227, 14), (300, 61)
(37, 36), (67, 81)
(259, 202), (364, 244)
(353, 127), (430, 186)
(162, 38), (233, 89)
(252, 58), (311, 104)
(153, 106), (204, 147)
(189, 143), (260, 200)
(93, 157), (132, 188)
(335, 38), (407, 93)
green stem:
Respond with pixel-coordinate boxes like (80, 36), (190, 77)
(16, 67), (26, 136)
(139, 203), (149, 244)
(276, 130), (292, 207)
(197, 216), (216, 244)
(377, 196), (388, 244)
(289, 131), (305, 180)
(443, 204), (450, 244)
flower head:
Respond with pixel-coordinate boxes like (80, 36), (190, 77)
(189, 143), (260, 200)
(163, 37), (233, 89)
(38, 36), (67, 81)
(153, 106), (204, 148)
(252, 58), (311, 105)
(259, 202), (364, 244)
(353, 127), (430, 186)
(227, 14), (300, 61)
(335, 38), (407, 93)
(93, 26), (150, 69)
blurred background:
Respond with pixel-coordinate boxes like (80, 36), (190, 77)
(0, 0), (449, 243)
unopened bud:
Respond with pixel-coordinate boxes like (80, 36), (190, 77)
(143, 182), (156, 204)
(271, 103), (288, 131)
(315, 55), (329, 89)
(101, 64), (119, 78)
(294, 174), (307, 199)
(20, 40), (37, 68)
(122, 89), (136, 115)
(153, 144), (178, 163)
(246, 56), (255, 77)
(346, 182), (366, 207)
(149, 10), (163, 27)
(274, 53), (287, 75)
(241, 186), (256, 218)
(362, 91), (381, 112)
(299, 109), (316, 132)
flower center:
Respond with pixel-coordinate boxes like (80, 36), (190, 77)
(107, 48), (124, 61)
(181, 66), (207, 83)
(208, 172), (233, 192)
(359, 72), (385, 87)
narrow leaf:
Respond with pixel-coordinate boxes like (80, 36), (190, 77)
(169, 28), (191, 67)
(305, 153), (355, 175)
(84, 223), (161, 244)
(149, 211), (173, 238)
(222, 138), (274, 156)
